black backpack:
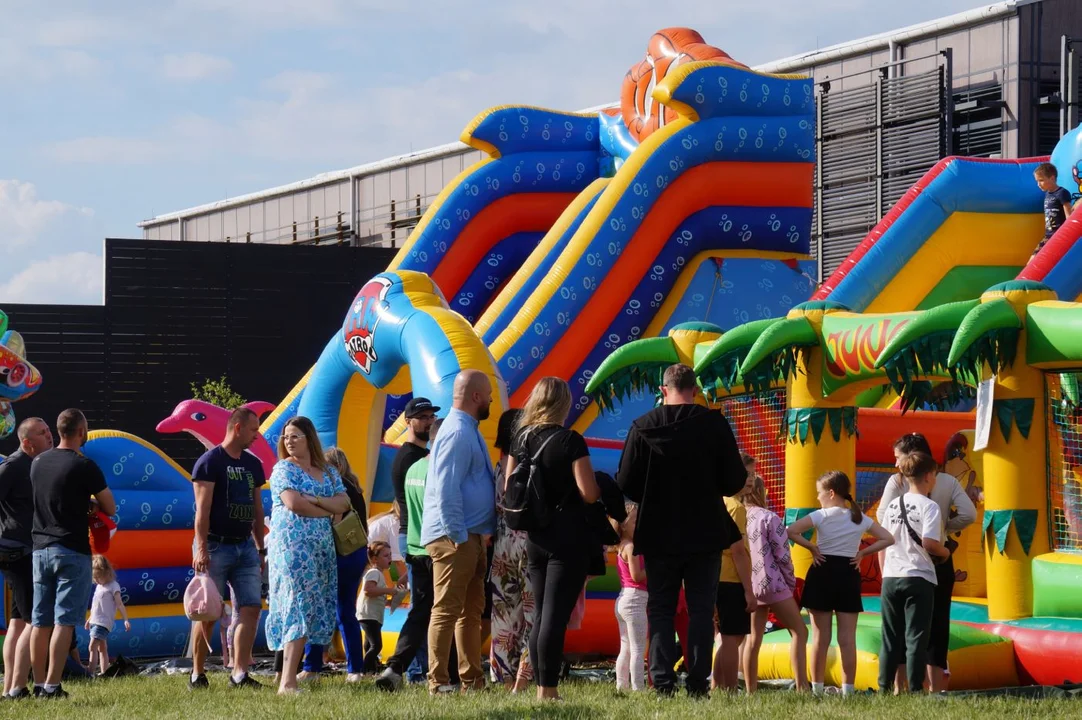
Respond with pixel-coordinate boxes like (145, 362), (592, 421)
(500, 428), (562, 532)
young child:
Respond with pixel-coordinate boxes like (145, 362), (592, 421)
(614, 501), (647, 692)
(712, 453), (758, 692)
(84, 555), (130, 675)
(787, 471), (894, 696)
(357, 541), (398, 674)
(742, 482), (808, 693)
(1034, 162), (1074, 255)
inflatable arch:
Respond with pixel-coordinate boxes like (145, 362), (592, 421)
(296, 270), (508, 498)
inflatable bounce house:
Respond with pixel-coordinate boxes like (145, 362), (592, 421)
(589, 112), (1082, 688)
(43, 28), (824, 660)
(9, 24), (1081, 689)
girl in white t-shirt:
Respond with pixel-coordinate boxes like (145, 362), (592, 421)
(787, 471), (894, 696)
(877, 452), (950, 694)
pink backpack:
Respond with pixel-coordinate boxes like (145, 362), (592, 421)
(184, 573), (222, 622)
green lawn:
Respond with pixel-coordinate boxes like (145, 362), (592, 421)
(2, 673), (1076, 719)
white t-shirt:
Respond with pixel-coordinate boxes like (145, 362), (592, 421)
(357, 567), (387, 622)
(880, 492), (942, 584)
(810, 506), (873, 557)
(368, 514), (404, 562)
(89, 581), (122, 630)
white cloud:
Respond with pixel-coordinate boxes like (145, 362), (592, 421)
(44, 137), (168, 165)
(163, 52), (233, 81)
(0, 252), (103, 305)
(0, 180), (93, 249)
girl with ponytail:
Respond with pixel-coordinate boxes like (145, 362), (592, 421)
(786, 471), (894, 695)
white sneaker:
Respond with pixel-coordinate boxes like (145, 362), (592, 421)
(345, 673), (363, 684)
(375, 668), (402, 692)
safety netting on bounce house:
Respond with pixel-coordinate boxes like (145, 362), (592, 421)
(1047, 372), (1082, 554)
(715, 390), (787, 506)
(855, 466), (897, 514)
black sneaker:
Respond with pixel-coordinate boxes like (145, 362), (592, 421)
(229, 674), (263, 690)
(188, 674), (210, 691)
(8, 688), (32, 700)
(40, 685), (68, 699)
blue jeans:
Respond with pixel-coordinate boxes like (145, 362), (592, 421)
(304, 548), (368, 673)
(399, 534), (426, 682)
(197, 537), (262, 608)
(32, 546), (92, 627)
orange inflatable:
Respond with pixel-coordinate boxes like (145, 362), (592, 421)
(620, 28), (746, 142)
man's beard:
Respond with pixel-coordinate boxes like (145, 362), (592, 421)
(414, 429), (430, 442)
(477, 404), (491, 422)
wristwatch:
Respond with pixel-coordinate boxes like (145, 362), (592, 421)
(257, 547), (267, 557)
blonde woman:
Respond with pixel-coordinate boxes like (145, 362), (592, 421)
(265, 417), (351, 695)
(503, 377), (600, 701)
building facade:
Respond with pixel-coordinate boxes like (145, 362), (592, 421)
(139, 0), (1082, 278)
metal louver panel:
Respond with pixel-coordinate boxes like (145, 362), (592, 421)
(815, 61), (948, 280)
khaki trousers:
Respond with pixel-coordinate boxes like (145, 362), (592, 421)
(426, 533), (487, 690)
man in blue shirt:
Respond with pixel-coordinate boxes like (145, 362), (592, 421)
(420, 370), (496, 694)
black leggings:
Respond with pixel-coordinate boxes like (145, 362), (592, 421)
(526, 539), (588, 688)
(360, 620), (383, 673)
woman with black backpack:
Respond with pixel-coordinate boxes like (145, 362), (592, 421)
(502, 377), (600, 701)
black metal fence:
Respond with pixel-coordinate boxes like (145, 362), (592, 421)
(1, 239), (396, 467)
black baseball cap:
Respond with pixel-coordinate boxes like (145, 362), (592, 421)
(404, 397), (440, 418)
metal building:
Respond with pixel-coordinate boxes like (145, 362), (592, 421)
(138, 0), (1082, 279)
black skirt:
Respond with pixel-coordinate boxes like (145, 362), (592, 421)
(801, 555), (864, 614)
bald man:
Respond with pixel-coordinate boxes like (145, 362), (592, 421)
(419, 370), (496, 694)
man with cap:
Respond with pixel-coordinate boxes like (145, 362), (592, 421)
(389, 397), (438, 683)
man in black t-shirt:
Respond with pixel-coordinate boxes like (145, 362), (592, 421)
(29, 409), (114, 700)
(389, 396), (437, 682)
(0, 417), (53, 699)
(189, 406), (266, 691)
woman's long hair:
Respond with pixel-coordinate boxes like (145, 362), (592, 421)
(326, 446), (360, 493)
(516, 377), (572, 435)
(277, 416), (327, 471)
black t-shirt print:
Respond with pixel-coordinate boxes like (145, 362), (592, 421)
(31, 449), (108, 554)
(1044, 187), (1072, 238)
(192, 446), (266, 540)
(391, 443), (428, 535)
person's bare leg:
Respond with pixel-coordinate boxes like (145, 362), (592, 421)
(2, 619), (26, 694)
(192, 621), (215, 676)
(30, 626), (51, 688)
(808, 610), (832, 686)
(836, 613), (858, 689)
(895, 665), (907, 695)
(9, 620), (32, 694)
(743, 608), (768, 694)
(98, 640), (110, 675)
(929, 665), (947, 693)
(88, 640), (99, 677)
(719, 635), (743, 689)
(771, 599), (808, 691)
(279, 637), (306, 693)
(232, 606), (261, 677)
(45, 626), (74, 686)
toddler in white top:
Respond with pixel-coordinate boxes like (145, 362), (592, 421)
(85, 554), (130, 675)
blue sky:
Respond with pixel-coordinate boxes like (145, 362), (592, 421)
(1, 0), (987, 304)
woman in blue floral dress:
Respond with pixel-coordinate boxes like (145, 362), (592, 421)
(266, 416), (351, 694)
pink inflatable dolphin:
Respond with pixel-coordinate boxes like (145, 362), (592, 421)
(156, 399), (278, 476)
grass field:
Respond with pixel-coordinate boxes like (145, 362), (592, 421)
(2, 672), (1077, 719)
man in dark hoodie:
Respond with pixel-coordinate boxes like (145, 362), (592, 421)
(616, 363), (746, 697)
